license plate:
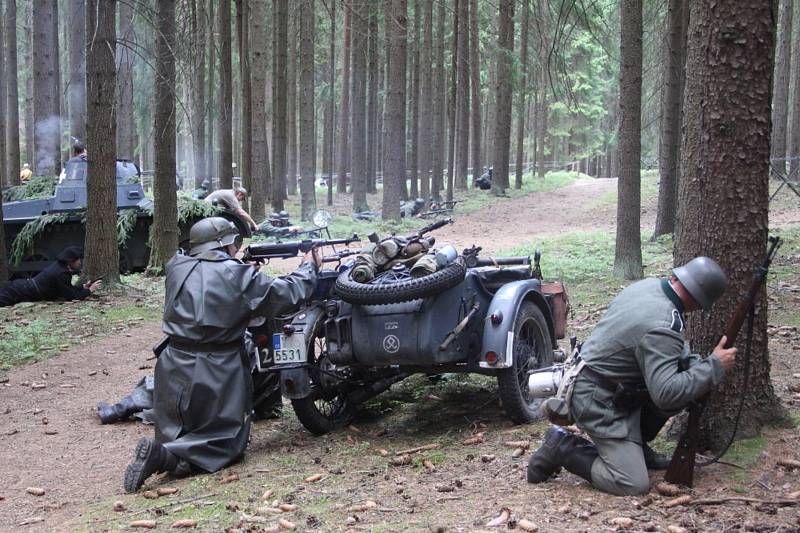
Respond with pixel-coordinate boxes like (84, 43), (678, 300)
(272, 333), (307, 364)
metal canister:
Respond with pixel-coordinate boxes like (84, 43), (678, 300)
(435, 244), (458, 267)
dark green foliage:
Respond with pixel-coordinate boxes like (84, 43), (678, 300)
(2, 176), (57, 203)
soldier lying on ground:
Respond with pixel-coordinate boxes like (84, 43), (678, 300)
(123, 217), (321, 493)
(0, 246), (102, 307)
(527, 257), (737, 496)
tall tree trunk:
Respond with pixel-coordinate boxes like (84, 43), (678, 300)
(272, 0), (288, 209)
(337, 3), (352, 193)
(24, 1), (34, 167)
(469, 0), (481, 187)
(536, 68), (548, 178)
(676, 0), (785, 449)
(206, 0), (216, 184)
(298, 0), (317, 219)
(116, 0), (135, 159)
(84, 0), (119, 282)
(446, 0), (459, 202)
(67, 0), (86, 147)
(326, 0), (336, 206)
(190, 0), (206, 187)
(52, 0), (62, 169)
(612, 0), (643, 279)
(33, 0), (60, 176)
(351, 0), (369, 212)
(653, 0), (688, 238)
(366, 0), (380, 195)
(0, 0), (7, 186)
(408, 0), (420, 199)
(430, 0), (445, 201)
(382, 0), (407, 220)
(218, 0), (233, 188)
(286, 7), (298, 196)
(771, 0), (793, 160)
(514, 0), (530, 189)
(789, 0), (800, 175)
(149, 0), (178, 273)
(417, 0), (433, 199)
(490, 0), (514, 195)
(236, 0), (253, 200)
(250, 0), (269, 222)
(5, 0), (21, 185)
(455, 0), (469, 190)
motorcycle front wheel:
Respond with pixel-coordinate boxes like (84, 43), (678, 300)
(290, 318), (355, 435)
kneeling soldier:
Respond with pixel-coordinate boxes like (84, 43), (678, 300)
(527, 257), (737, 496)
(124, 217), (320, 492)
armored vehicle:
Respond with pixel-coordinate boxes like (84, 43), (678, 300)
(2, 158), (250, 277)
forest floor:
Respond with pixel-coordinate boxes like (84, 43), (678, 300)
(1, 174), (799, 532)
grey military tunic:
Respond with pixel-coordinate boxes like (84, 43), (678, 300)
(155, 250), (316, 473)
(570, 277), (724, 495)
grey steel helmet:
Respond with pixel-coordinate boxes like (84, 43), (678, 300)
(673, 256), (727, 310)
(189, 217), (240, 256)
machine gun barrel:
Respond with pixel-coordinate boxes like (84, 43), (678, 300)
(244, 234), (359, 261)
(416, 218), (452, 236)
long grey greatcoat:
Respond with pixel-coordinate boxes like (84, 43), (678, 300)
(155, 250), (317, 472)
(570, 278), (724, 444)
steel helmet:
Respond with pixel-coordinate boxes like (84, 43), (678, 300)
(673, 256), (727, 310)
(189, 217), (240, 256)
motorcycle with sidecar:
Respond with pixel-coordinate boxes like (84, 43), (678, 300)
(245, 219), (569, 435)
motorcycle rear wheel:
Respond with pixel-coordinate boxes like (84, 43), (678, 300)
(291, 319), (355, 435)
(496, 301), (554, 424)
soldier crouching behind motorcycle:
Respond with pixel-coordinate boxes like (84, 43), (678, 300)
(123, 217), (321, 493)
(527, 257), (737, 496)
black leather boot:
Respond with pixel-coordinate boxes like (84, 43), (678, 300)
(527, 426), (569, 483)
(527, 426), (599, 484)
(123, 437), (178, 493)
(97, 396), (138, 424)
(643, 443), (671, 470)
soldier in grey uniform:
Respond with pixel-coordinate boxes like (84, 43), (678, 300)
(527, 257), (737, 496)
(123, 217), (320, 492)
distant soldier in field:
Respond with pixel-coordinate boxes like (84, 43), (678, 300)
(527, 257), (737, 495)
(204, 186), (258, 231)
(0, 246), (102, 307)
(20, 163), (32, 183)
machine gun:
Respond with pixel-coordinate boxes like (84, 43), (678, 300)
(243, 234), (360, 263)
(665, 236), (781, 487)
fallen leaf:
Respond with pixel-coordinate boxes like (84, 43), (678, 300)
(655, 482), (681, 497)
(304, 473), (324, 483)
(518, 519), (539, 532)
(666, 526), (688, 533)
(486, 507), (511, 527)
(663, 495), (692, 508)
(610, 517), (633, 529)
(25, 487), (45, 496)
(171, 519), (197, 528)
(157, 487), (179, 496)
(463, 433), (485, 445)
(512, 448), (525, 458)
(423, 459), (436, 472)
(377, 449), (390, 457)
(390, 455), (411, 466)
(278, 518), (296, 529)
(130, 520), (157, 529)
(219, 473), (239, 484)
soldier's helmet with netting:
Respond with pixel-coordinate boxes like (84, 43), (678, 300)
(673, 256), (727, 310)
(189, 217), (240, 256)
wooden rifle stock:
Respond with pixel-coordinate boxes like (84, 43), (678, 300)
(664, 237), (781, 486)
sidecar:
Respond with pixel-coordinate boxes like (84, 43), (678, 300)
(287, 253), (570, 433)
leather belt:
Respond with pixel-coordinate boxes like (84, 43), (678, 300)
(168, 337), (243, 353)
(580, 365), (647, 395)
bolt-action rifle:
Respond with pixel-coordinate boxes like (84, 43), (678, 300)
(242, 234), (360, 263)
(664, 236), (781, 487)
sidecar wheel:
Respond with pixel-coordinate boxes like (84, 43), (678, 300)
(290, 320), (355, 435)
(497, 301), (554, 424)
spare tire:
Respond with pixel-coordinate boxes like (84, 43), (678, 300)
(335, 260), (466, 305)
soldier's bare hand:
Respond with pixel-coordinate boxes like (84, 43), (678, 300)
(303, 249), (323, 269)
(713, 336), (737, 373)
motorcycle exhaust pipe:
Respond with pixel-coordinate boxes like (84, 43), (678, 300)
(347, 373), (411, 405)
(527, 366), (565, 398)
